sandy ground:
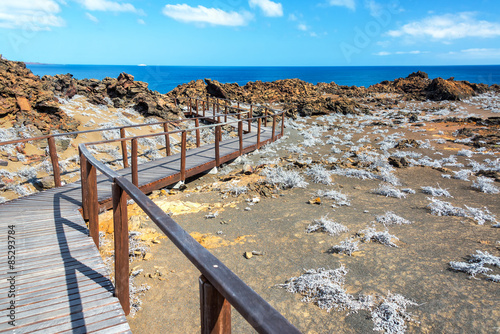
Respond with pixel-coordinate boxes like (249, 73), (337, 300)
(124, 96), (499, 333)
(1, 92), (499, 333)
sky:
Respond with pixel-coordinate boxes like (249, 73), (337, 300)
(0, 0), (499, 66)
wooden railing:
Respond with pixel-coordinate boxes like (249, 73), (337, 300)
(78, 99), (300, 333)
(0, 96), (284, 191)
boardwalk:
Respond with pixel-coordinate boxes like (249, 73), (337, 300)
(0, 117), (274, 333)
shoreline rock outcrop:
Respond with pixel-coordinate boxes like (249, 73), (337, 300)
(42, 72), (183, 120)
(0, 58), (80, 134)
(1, 53), (498, 135)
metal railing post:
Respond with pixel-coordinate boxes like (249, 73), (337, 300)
(180, 131), (187, 181)
(120, 128), (129, 168)
(113, 181), (130, 316)
(47, 135), (62, 187)
(131, 138), (138, 187)
(199, 275), (231, 334)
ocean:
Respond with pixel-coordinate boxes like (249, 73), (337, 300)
(26, 64), (500, 95)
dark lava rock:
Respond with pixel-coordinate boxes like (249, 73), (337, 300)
(395, 139), (420, 149)
(388, 156), (409, 168)
(425, 77), (476, 101)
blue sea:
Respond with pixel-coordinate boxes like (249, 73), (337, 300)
(26, 64), (500, 95)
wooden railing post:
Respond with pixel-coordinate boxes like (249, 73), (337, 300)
(79, 148), (89, 220)
(120, 128), (129, 168)
(213, 102), (216, 123)
(47, 135), (62, 187)
(257, 118), (261, 149)
(196, 99), (199, 115)
(87, 159), (99, 248)
(195, 118), (200, 147)
(180, 131), (187, 181)
(224, 104), (228, 123)
(272, 114), (276, 141)
(131, 138), (138, 187)
(238, 121), (243, 156)
(199, 275), (231, 334)
(188, 98), (192, 114)
(264, 108), (268, 127)
(215, 125), (220, 167)
(164, 122), (171, 156)
(281, 112), (285, 137)
(247, 110), (251, 133)
(112, 181), (130, 316)
(203, 101), (206, 118)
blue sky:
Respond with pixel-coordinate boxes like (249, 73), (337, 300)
(0, 0), (499, 66)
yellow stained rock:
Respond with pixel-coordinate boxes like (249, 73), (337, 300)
(154, 199), (210, 216)
(190, 232), (254, 249)
(308, 197), (321, 205)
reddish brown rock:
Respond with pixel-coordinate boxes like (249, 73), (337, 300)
(0, 57), (80, 134)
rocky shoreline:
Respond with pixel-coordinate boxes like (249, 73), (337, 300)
(1, 56), (499, 333)
(1, 56), (499, 136)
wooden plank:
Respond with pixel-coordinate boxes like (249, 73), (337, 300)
(28, 308), (126, 334)
(0, 302), (124, 333)
(0, 294), (119, 329)
(1, 285), (113, 315)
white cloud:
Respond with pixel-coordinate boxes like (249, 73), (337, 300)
(374, 50), (428, 56)
(328, 0), (355, 11)
(162, 4), (252, 26)
(85, 12), (99, 23)
(396, 50), (428, 55)
(388, 12), (500, 40)
(248, 0), (283, 17)
(288, 13), (297, 21)
(0, 0), (65, 30)
(79, 0), (139, 13)
(137, 18), (145, 25)
(459, 48), (500, 58)
(298, 23), (307, 31)
(365, 0), (382, 17)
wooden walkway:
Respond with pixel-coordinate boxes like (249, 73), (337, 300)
(0, 119), (274, 333)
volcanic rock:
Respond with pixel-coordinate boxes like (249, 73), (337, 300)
(425, 77), (476, 101)
(0, 57), (80, 134)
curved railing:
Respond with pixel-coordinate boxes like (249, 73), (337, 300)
(0, 96), (283, 191)
(75, 97), (298, 333)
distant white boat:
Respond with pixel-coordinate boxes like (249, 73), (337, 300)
(138, 64), (147, 66)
